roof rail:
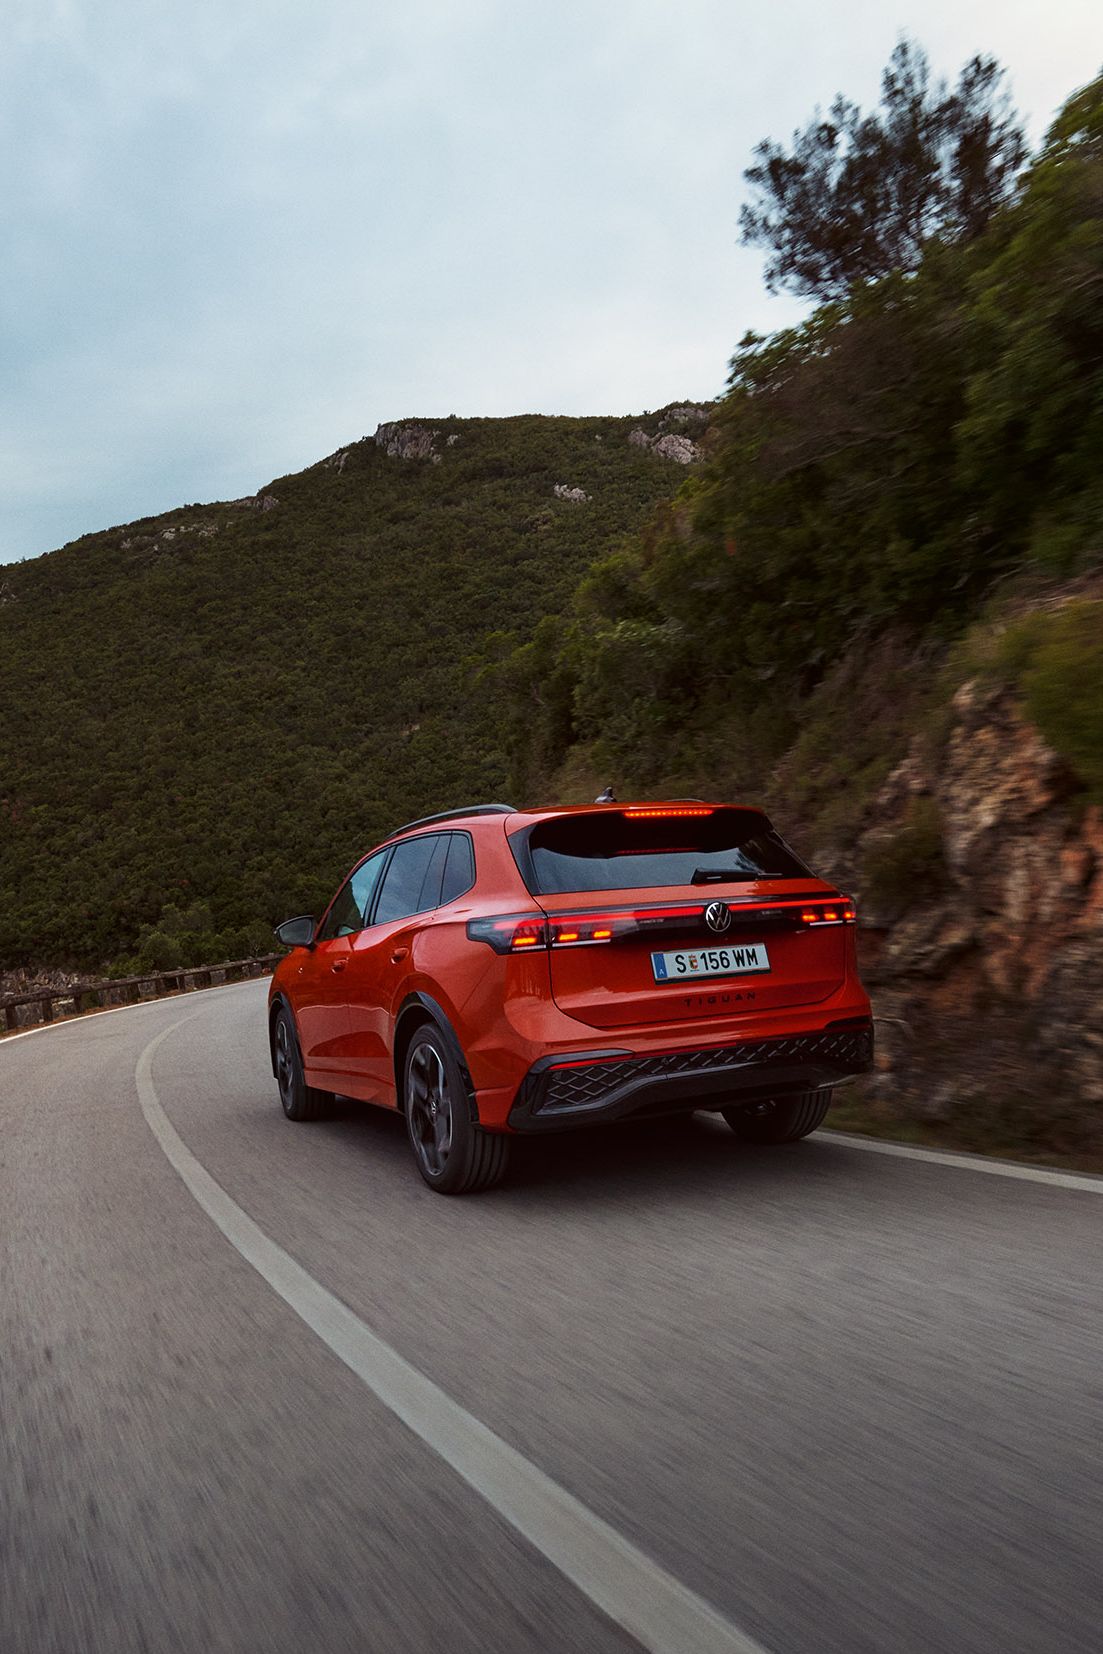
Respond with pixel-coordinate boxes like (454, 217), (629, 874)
(383, 803), (516, 840)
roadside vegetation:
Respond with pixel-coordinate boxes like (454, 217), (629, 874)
(496, 54), (1103, 840)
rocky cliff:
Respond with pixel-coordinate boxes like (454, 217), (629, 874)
(851, 673), (1103, 1155)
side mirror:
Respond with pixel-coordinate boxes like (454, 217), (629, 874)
(274, 915), (316, 949)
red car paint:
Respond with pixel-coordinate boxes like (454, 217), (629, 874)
(268, 802), (873, 1138)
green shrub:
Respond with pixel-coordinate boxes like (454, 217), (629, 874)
(861, 797), (945, 918)
(134, 930), (183, 972)
(1020, 601), (1103, 800)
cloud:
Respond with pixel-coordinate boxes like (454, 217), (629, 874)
(1, 0), (1098, 560)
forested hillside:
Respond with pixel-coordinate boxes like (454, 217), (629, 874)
(0, 411), (700, 969)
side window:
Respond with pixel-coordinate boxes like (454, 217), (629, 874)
(441, 833), (475, 903)
(349, 849), (388, 926)
(373, 834), (446, 926)
(317, 849), (388, 940)
(317, 879), (362, 941)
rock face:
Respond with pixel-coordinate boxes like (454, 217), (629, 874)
(854, 680), (1103, 1109)
(651, 433), (700, 464)
(374, 423), (439, 461)
(553, 484), (590, 503)
(627, 424), (702, 463)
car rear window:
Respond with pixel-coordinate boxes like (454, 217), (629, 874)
(513, 808), (811, 895)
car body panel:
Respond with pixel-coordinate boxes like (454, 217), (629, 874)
(268, 801), (874, 1135)
(532, 883), (847, 1028)
(286, 932), (354, 1076)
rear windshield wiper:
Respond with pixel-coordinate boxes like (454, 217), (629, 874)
(691, 866), (779, 884)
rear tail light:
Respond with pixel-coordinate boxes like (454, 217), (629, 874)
(467, 911), (635, 952)
(466, 914), (547, 953)
(799, 899), (856, 926)
(547, 913), (634, 946)
(468, 896), (856, 952)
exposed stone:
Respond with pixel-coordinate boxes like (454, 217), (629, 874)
(374, 422), (439, 461)
(937, 681), (1073, 880)
(651, 433), (700, 465)
(627, 426), (702, 463)
(855, 675), (1103, 1111)
(871, 902), (975, 980)
(1038, 940), (1103, 1101)
(553, 484), (590, 503)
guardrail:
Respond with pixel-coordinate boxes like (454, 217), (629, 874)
(0, 954), (283, 1033)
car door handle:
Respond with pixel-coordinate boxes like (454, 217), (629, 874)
(331, 959), (347, 973)
(390, 947), (409, 963)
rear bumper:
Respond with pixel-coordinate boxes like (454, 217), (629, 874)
(506, 1018), (874, 1133)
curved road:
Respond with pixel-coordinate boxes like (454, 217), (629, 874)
(2, 980), (1101, 1654)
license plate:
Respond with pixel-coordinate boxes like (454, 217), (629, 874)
(651, 942), (771, 982)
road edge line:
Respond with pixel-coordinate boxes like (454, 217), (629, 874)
(822, 1129), (1103, 1194)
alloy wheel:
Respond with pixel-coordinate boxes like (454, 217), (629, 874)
(275, 1016), (295, 1110)
(408, 1042), (453, 1178)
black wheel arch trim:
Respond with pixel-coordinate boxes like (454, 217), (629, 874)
(268, 992), (299, 1077)
(394, 992), (479, 1122)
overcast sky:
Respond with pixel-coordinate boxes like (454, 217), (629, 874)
(1, 0), (1099, 564)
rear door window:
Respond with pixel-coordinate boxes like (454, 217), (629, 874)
(373, 834), (448, 924)
(514, 808), (810, 895)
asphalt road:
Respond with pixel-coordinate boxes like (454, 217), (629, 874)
(2, 980), (1101, 1654)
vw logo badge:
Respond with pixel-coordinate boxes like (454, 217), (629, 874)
(705, 900), (732, 934)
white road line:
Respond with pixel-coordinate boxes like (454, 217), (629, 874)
(823, 1130), (1103, 1194)
(136, 1017), (768, 1654)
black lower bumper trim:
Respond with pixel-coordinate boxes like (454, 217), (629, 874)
(508, 1022), (874, 1133)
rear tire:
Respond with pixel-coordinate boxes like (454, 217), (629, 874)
(274, 1006), (333, 1122)
(722, 1089), (832, 1144)
(404, 1025), (509, 1194)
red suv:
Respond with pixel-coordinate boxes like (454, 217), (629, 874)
(268, 802), (873, 1193)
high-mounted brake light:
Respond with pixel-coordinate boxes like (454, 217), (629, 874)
(622, 807), (714, 819)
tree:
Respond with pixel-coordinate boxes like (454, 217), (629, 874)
(740, 39), (1026, 301)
